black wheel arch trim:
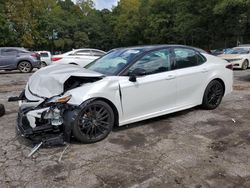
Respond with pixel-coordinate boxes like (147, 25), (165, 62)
(79, 98), (119, 127)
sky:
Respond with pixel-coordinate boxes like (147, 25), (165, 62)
(93, 0), (119, 10)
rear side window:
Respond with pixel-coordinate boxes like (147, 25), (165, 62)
(174, 48), (206, 69)
(92, 50), (105, 57)
(40, 53), (49, 57)
(18, 49), (29, 53)
(1, 49), (17, 56)
(74, 50), (92, 56)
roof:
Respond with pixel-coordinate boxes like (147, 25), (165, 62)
(111, 44), (205, 53)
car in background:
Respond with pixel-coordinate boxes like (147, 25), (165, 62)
(51, 48), (106, 67)
(12, 45), (233, 144)
(218, 47), (250, 70)
(37, 51), (52, 67)
(211, 49), (224, 56)
(0, 47), (41, 73)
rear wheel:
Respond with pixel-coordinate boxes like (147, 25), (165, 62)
(40, 62), (47, 68)
(202, 80), (224, 110)
(72, 100), (114, 143)
(241, 60), (248, 70)
(18, 61), (33, 73)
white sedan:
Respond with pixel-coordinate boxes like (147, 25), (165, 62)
(218, 47), (250, 70)
(51, 48), (106, 67)
(10, 45), (233, 145)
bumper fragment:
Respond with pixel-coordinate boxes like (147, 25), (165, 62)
(16, 105), (76, 146)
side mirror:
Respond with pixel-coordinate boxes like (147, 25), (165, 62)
(128, 68), (146, 82)
(129, 75), (137, 82)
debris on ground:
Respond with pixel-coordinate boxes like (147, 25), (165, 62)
(58, 144), (70, 162)
(28, 142), (43, 157)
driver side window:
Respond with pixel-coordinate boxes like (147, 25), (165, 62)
(128, 49), (171, 76)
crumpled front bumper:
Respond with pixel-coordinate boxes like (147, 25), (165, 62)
(16, 102), (77, 145)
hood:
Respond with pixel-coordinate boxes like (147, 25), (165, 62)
(27, 64), (103, 98)
(218, 54), (245, 59)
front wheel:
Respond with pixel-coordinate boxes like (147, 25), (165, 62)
(18, 61), (33, 73)
(201, 80), (224, 110)
(72, 100), (114, 143)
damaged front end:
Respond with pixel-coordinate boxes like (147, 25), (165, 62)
(9, 64), (104, 149)
(12, 92), (77, 146)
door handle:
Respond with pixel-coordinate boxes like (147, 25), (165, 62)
(201, 68), (209, 73)
(166, 75), (176, 80)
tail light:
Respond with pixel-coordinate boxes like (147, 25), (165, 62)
(31, 53), (40, 60)
(226, 64), (233, 70)
(51, 57), (62, 61)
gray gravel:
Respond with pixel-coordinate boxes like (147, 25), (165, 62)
(0, 69), (250, 188)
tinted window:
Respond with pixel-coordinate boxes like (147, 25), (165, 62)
(40, 53), (49, 57)
(226, 48), (250, 54)
(74, 50), (92, 56)
(92, 50), (105, 57)
(128, 49), (171, 76)
(1, 49), (17, 56)
(174, 48), (203, 69)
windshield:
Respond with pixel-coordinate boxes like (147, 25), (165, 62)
(85, 49), (144, 75)
(226, 48), (250, 54)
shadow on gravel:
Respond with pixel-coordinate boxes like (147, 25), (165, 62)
(238, 74), (250, 82)
(0, 70), (35, 75)
(113, 107), (196, 132)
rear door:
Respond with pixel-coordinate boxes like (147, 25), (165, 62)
(172, 47), (209, 107)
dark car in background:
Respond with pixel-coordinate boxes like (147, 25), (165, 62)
(0, 47), (41, 73)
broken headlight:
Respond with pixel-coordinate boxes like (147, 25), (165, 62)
(43, 107), (63, 126)
(47, 95), (72, 104)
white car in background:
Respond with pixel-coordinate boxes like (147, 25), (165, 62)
(51, 48), (106, 67)
(218, 47), (250, 70)
(37, 51), (52, 67)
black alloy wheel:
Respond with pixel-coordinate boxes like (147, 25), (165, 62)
(202, 80), (224, 110)
(72, 100), (114, 143)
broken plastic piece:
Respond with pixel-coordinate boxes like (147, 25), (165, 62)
(58, 144), (70, 162)
(28, 142), (43, 157)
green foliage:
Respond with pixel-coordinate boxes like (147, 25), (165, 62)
(1, 0), (250, 52)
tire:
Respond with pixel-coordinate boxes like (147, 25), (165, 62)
(72, 100), (114, 143)
(18, 61), (33, 73)
(40, 62), (47, 68)
(241, 60), (248, 70)
(0, 104), (5, 117)
(201, 80), (224, 110)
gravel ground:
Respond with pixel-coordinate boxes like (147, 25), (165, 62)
(0, 69), (250, 188)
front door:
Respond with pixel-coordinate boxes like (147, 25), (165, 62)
(118, 48), (177, 124)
